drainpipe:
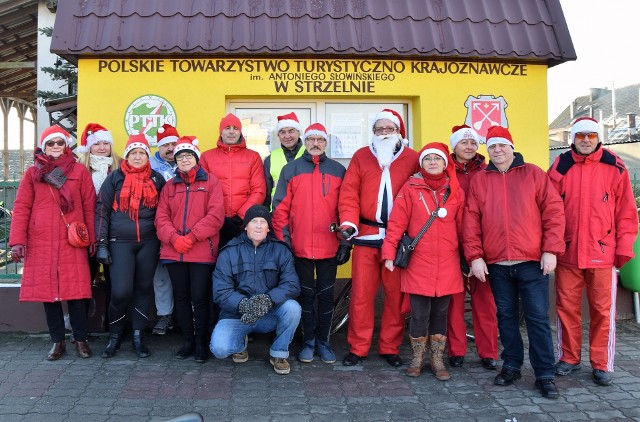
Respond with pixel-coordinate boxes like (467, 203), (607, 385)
(635, 292), (640, 324)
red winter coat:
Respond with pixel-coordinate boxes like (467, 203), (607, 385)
(463, 153), (566, 264)
(10, 161), (96, 302)
(200, 136), (266, 219)
(155, 167), (225, 263)
(272, 151), (346, 259)
(338, 145), (419, 248)
(548, 146), (638, 268)
(381, 173), (465, 297)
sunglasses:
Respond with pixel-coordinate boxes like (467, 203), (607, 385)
(45, 140), (66, 147)
(574, 133), (598, 142)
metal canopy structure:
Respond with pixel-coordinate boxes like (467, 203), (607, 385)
(0, 0), (38, 104)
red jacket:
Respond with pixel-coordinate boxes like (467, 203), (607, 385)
(463, 153), (566, 264)
(155, 167), (225, 263)
(381, 174), (465, 297)
(338, 144), (419, 248)
(451, 152), (487, 192)
(548, 146), (638, 268)
(10, 162), (96, 302)
(272, 151), (346, 259)
(200, 136), (266, 219)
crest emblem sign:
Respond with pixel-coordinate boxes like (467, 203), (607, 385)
(463, 95), (508, 143)
(124, 94), (177, 146)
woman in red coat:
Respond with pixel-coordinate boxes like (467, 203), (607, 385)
(9, 125), (96, 360)
(155, 136), (225, 362)
(381, 142), (465, 381)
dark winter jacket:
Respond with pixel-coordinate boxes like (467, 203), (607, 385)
(212, 233), (300, 320)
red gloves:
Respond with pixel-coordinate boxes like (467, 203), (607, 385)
(614, 255), (632, 269)
(173, 236), (193, 254)
(11, 245), (25, 263)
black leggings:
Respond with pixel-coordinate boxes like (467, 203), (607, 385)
(166, 262), (214, 344)
(295, 257), (337, 342)
(43, 300), (87, 343)
(107, 239), (160, 333)
(409, 294), (451, 338)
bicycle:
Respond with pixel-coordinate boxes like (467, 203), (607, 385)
(0, 201), (12, 245)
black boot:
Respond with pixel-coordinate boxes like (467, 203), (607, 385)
(194, 342), (208, 363)
(101, 333), (121, 359)
(176, 337), (195, 360)
(132, 330), (150, 358)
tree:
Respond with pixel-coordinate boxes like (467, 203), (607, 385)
(36, 27), (77, 104)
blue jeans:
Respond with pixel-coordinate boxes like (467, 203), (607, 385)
(488, 262), (556, 380)
(210, 299), (301, 359)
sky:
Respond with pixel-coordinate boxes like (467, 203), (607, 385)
(547, 0), (639, 123)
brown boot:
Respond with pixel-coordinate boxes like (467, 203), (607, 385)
(406, 336), (427, 377)
(429, 334), (450, 381)
(47, 340), (66, 361)
(75, 340), (92, 358)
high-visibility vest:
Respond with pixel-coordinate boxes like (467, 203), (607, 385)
(269, 145), (304, 202)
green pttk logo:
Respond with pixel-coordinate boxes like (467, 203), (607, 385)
(124, 94), (177, 146)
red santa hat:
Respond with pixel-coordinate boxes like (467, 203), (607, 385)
(275, 112), (303, 133)
(302, 123), (328, 141)
(570, 117), (602, 144)
(449, 124), (480, 151)
(418, 142), (460, 198)
(123, 133), (151, 158)
(485, 125), (515, 149)
(77, 123), (113, 154)
(219, 113), (242, 136)
(174, 135), (201, 159)
(156, 124), (179, 147)
(373, 109), (406, 139)
(40, 125), (72, 149)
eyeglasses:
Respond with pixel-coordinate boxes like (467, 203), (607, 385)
(373, 126), (397, 135)
(175, 154), (196, 161)
(45, 140), (66, 148)
(574, 132), (598, 141)
(305, 137), (327, 144)
(422, 155), (445, 163)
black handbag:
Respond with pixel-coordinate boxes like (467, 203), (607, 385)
(393, 189), (450, 269)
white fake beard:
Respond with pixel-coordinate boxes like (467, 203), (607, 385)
(371, 134), (400, 168)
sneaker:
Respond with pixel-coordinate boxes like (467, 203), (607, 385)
(317, 341), (336, 364)
(593, 369), (613, 386)
(555, 360), (582, 376)
(298, 341), (315, 363)
(270, 357), (291, 375)
(152, 315), (173, 335)
(232, 350), (249, 363)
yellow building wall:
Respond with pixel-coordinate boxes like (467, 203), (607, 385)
(78, 57), (549, 168)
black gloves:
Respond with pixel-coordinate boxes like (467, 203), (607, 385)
(335, 244), (352, 265)
(96, 244), (112, 265)
(238, 294), (274, 324)
(336, 225), (355, 240)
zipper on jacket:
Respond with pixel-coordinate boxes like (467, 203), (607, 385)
(502, 172), (511, 261)
(180, 184), (191, 261)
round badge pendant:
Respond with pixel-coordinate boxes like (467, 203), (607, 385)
(437, 208), (448, 219)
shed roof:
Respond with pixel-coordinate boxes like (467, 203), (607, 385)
(50, 0), (576, 67)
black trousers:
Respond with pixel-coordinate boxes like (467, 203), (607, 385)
(295, 257), (337, 342)
(107, 239), (160, 333)
(409, 294), (451, 338)
(43, 300), (87, 343)
(166, 262), (214, 345)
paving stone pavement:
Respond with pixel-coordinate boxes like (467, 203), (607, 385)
(0, 319), (639, 421)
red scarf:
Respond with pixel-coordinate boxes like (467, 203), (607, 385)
(114, 161), (158, 226)
(176, 164), (200, 185)
(33, 148), (77, 212)
(419, 168), (448, 191)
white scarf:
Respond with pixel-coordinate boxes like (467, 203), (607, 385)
(90, 154), (114, 193)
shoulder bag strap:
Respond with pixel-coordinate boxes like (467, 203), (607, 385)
(408, 188), (451, 250)
(48, 184), (70, 228)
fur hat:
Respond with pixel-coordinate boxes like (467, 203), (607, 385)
(449, 124), (480, 151)
(40, 125), (72, 149)
(124, 133), (151, 158)
(570, 117), (602, 144)
(78, 123), (113, 154)
(485, 126), (514, 149)
(275, 112), (303, 133)
(156, 124), (179, 147)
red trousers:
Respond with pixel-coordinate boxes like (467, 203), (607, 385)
(447, 275), (498, 359)
(555, 265), (617, 372)
(347, 245), (404, 356)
